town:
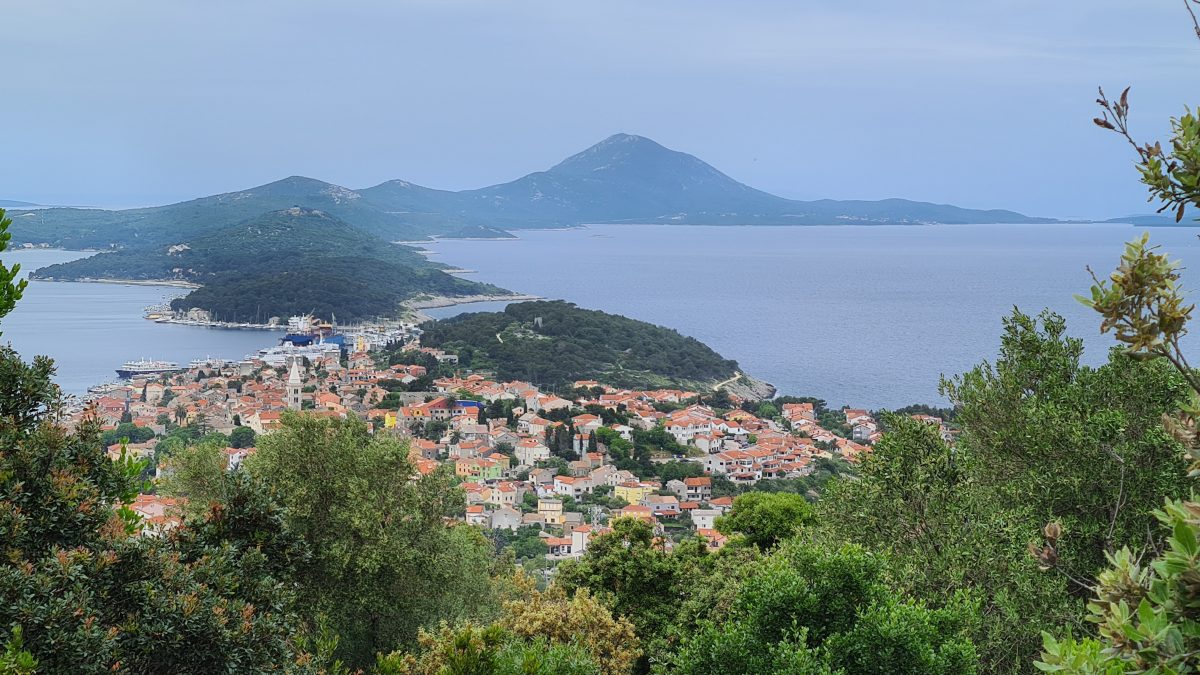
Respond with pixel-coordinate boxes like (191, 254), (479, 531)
(75, 318), (955, 568)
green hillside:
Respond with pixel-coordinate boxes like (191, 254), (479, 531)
(416, 300), (742, 389)
(6, 177), (438, 249)
(32, 208), (505, 322)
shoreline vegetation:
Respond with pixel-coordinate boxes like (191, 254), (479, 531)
(34, 269), (542, 331)
(149, 292), (545, 330)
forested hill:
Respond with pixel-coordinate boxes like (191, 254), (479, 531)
(7, 134), (1056, 249)
(416, 300), (745, 389)
(32, 208), (506, 322)
(5, 176), (437, 249)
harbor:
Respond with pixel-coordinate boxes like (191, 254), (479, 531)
(109, 312), (420, 382)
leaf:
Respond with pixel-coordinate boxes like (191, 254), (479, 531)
(1041, 631), (1060, 654)
(1172, 519), (1198, 557)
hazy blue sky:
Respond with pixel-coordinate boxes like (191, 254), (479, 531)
(3, 1), (1196, 217)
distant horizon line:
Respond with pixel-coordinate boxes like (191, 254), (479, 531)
(0, 193), (1166, 224)
(0, 132), (1173, 221)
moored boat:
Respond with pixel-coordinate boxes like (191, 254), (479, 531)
(115, 359), (183, 379)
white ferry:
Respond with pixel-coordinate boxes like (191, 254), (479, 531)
(115, 359), (183, 379)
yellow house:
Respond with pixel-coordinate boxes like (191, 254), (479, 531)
(615, 481), (656, 504)
(537, 497), (564, 526)
(366, 410), (398, 430)
(455, 458), (480, 479)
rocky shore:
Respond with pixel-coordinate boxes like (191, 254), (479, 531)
(402, 293), (542, 322)
(719, 372), (777, 401)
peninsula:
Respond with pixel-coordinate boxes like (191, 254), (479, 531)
(31, 207), (517, 323)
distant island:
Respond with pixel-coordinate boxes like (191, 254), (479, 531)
(0, 199), (37, 208)
(416, 300), (774, 397)
(31, 208), (515, 323)
(6, 134), (1061, 251)
(1104, 212), (1200, 226)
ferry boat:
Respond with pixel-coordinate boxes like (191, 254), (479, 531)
(282, 314), (346, 349)
(189, 356), (227, 369)
(253, 341), (342, 367)
(115, 359), (183, 379)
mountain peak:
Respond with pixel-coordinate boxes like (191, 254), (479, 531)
(547, 133), (696, 178)
(596, 133), (660, 147)
(265, 175), (331, 190)
(242, 176), (363, 204)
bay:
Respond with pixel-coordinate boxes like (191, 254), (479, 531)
(0, 249), (278, 395)
(421, 223), (1200, 409)
(5, 225), (1199, 408)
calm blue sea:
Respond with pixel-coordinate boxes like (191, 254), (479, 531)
(422, 223), (1200, 408)
(1, 249), (278, 395)
(5, 224), (1199, 407)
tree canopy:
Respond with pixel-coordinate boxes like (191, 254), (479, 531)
(416, 301), (739, 389)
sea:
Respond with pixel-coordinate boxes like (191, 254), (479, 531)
(4, 223), (1199, 408)
(1, 249), (278, 395)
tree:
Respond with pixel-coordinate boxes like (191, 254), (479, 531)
(498, 577), (640, 674)
(716, 492), (815, 550)
(817, 305), (1192, 673)
(0, 210), (27, 329)
(1039, 212), (1200, 672)
(229, 425), (256, 448)
(706, 388), (732, 409)
(161, 438), (229, 519)
(507, 528), (549, 560)
(942, 309), (1190, 584)
(654, 460), (704, 483)
(237, 413), (497, 667)
(555, 518), (686, 652)
(670, 540), (978, 675)
(821, 414), (1074, 674)
(0, 341), (314, 672)
(380, 622), (600, 675)
(100, 421), (155, 446)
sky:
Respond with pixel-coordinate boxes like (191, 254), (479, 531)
(2, 1), (1197, 218)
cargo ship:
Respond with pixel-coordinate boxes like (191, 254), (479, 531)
(115, 359), (184, 379)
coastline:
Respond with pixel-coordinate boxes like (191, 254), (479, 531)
(34, 276), (201, 289)
(149, 317), (285, 330)
(33, 270), (539, 329)
(403, 293), (542, 322)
